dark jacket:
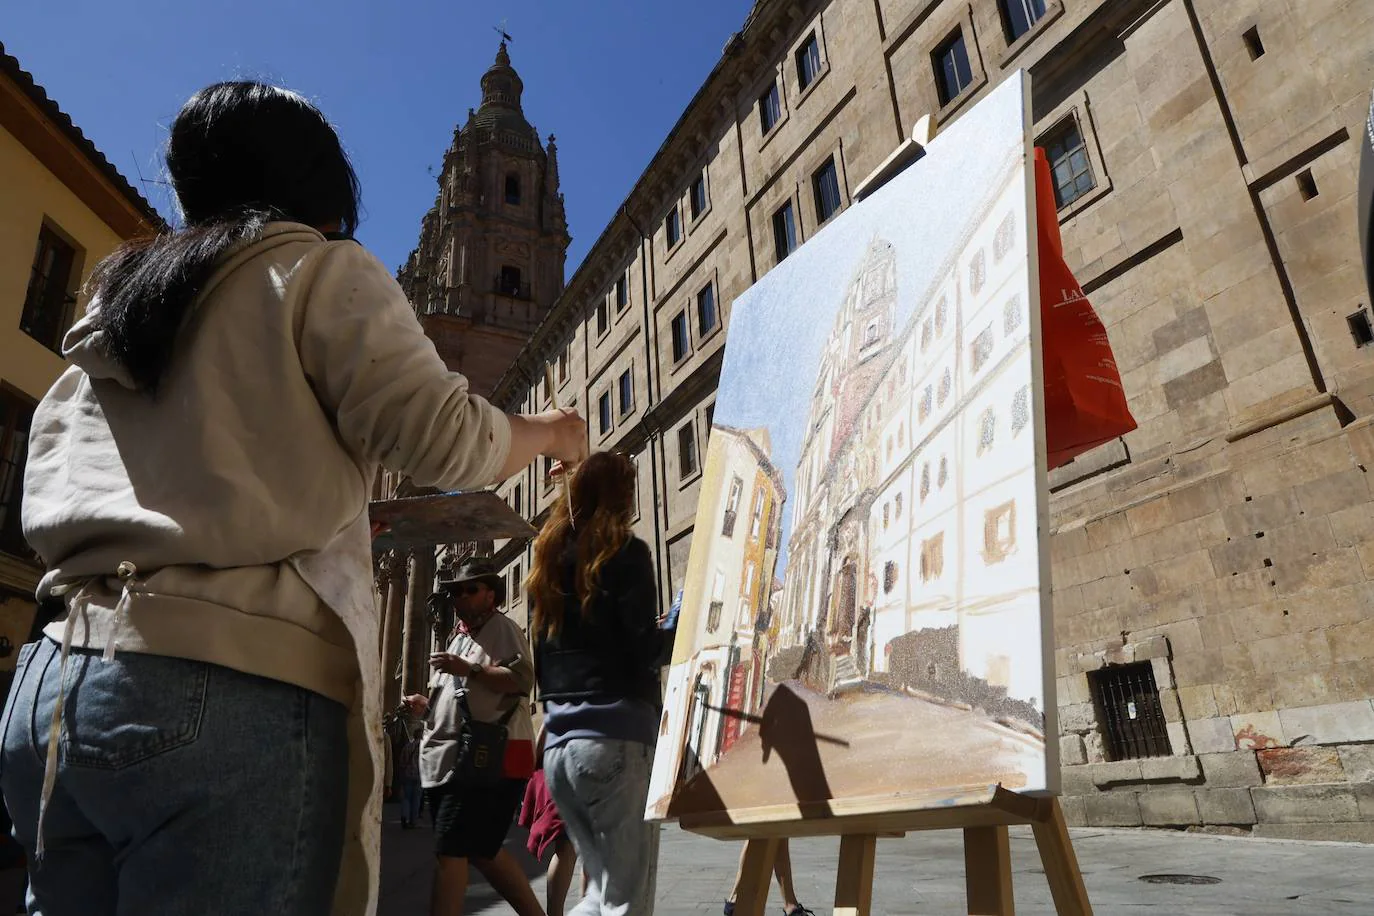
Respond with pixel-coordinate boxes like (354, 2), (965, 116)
(535, 536), (662, 708)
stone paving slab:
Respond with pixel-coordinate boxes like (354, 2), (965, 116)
(379, 801), (1374, 914)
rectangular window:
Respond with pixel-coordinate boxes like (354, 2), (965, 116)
(21, 225), (79, 353)
(813, 158), (842, 225)
(544, 456), (555, 490)
(1089, 662), (1173, 760)
(690, 172), (708, 220)
(678, 423), (698, 479)
(983, 500), (1016, 563)
(511, 562), (523, 602)
(665, 206), (682, 247)
(723, 476), (742, 537)
(513, 483), (523, 516)
(970, 326), (994, 374)
(1001, 0), (1047, 42)
(1043, 118), (1096, 208)
(615, 274), (629, 311)
(772, 201), (797, 262)
(557, 346), (569, 382)
(671, 311), (691, 362)
(596, 299), (609, 336)
(883, 560), (898, 594)
(920, 532), (945, 582)
(796, 32), (821, 91)
(619, 369), (634, 416)
(598, 392), (613, 435)
(696, 283), (718, 337)
(933, 30), (974, 105)
(759, 80), (781, 133)
(750, 490), (764, 540)
(0, 389), (37, 559)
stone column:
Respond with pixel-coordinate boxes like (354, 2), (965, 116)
(379, 550), (409, 713)
(401, 548), (436, 697)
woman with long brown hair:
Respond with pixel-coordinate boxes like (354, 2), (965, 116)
(528, 451), (663, 916)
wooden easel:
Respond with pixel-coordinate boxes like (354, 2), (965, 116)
(682, 788), (1091, 916)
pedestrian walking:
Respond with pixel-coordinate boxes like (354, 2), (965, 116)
(723, 840), (815, 916)
(406, 559), (544, 916)
(528, 451), (664, 916)
(397, 721), (424, 830)
(0, 79), (586, 916)
(519, 726), (580, 915)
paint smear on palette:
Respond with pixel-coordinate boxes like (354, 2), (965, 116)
(647, 73), (1058, 825)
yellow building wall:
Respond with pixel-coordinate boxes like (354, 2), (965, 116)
(0, 123), (125, 402)
(0, 122), (130, 668)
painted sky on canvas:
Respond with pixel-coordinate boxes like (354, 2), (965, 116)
(714, 76), (1028, 573)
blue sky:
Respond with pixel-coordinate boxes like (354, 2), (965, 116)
(717, 76), (1029, 573)
(2, 0), (752, 275)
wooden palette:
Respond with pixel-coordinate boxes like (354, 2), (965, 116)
(368, 491), (535, 552)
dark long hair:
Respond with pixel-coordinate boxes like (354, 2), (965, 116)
(88, 81), (361, 392)
(527, 452), (638, 640)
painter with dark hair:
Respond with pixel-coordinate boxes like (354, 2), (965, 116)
(527, 451), (663, 916)
(0, 81), (586, 916)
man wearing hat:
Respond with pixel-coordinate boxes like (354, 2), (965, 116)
(404, 558), (542, 916)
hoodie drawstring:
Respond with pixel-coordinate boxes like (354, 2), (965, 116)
(34, 562), (139, 860)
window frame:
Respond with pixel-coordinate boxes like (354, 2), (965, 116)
(795, 31), (823, 94)
(695, 282), (719, 339)
(20, 223), (82, 354)
(595, 298), (610, 339)
(618, 368), (635, 418)
(504, 172), (522, 206)
(932, 28), (975, 107)
(670, 310), (692, 366)
(758, 79), (782, 135)
(772, 200), (798, 263)
(676, 420), (701, 485)
(665, 204), (683, 251)
(598, 390), (614, 438)
(689, 171), (710, 223)
(812, 156), (844, 226)
(1033, 93), (1111, 221)
(615, 273), (629, 312)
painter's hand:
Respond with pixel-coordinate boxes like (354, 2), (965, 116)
(535, 407), (588, 465)
(429, 652), (472, 677)
(403, 694), (429, 716)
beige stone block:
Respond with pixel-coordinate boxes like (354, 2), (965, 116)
(1188, 716), (1236, 754)
(1230, 711), (1286, 750)
(1246, 630), (1332, 675)
(1139, 786), (1202, 826)
(1199, 750), (1263, 788)
(1139, 754), (1201, 783)
(1268, 670), (1336, 712)
(1294, 469), (1372, 519)
(1084, 791), (1142, 827)
(1197, 787), (1257, 825)
(1272, 547), (1365, 596)
(1059, 702), (1097, 734)
(1217, 324), (1304, 387)
(1060, 734), (1088, 768)
(1278, 700), (1374, 745)
(1059, 794), (1088, 828)
(1252, 785), (1360, 823)
(1221, 489), (1300, 538)
(1166, 720), (1190, 755)
(1056, 674), (1091, 707)
(1257, 746), (1346, 786)
(1261, 516), (1336, 565)
(1091, 759), (1143, 787)
(1178, 685), (1219, 721)
(1337, 745), (1374, 784)
(1125, 496), (1175, 537)
(1170, 650), (1222, 689)
(1224, 354), (1320, 417)
(1323, 502), (1374, 547)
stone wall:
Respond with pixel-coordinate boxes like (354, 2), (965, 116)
(448, 0), (1374, 839)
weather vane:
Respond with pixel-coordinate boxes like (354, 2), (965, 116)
(494, 20), (513, 44)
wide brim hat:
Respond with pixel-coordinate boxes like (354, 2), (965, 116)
(437, 558), (506, 606)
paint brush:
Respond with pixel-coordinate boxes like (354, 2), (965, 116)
(543, 363), (575, 527)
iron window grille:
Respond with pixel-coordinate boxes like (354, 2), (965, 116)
(1089, 662), (1173, 760)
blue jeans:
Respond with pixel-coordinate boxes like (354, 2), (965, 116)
(544, 738), (658, 916)
(0, 638), (349, 916)
(399, 777), (422, 824)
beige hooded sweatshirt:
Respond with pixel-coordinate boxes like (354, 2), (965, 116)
(21, 222), (512, 916)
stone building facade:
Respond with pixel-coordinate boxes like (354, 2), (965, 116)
(407, 0), (1374, 839)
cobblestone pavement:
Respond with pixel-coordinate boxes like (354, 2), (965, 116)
(379, 800), (1374, 915)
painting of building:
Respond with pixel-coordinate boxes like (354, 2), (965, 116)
(647, 75), (1054, 822)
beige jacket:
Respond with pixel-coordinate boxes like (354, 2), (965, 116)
(22, 222), (512, 916)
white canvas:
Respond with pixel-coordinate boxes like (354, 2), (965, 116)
(647, 74), (1057, 825)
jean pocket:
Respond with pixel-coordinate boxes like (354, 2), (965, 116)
(61, 652), (209, 770)
(568, 739), (627, 788)
(0, 642), (42, 774)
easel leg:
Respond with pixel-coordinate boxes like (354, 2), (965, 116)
(1031, 799), (1093, 915)
(964, 826), (1015, 915)
(833, 834), (877, 916)
(734, 838), (779, 916)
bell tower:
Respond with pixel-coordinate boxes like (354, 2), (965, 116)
(398, 41), (570, 398)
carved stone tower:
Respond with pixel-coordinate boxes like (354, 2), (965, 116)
(398, 41), (570, 398)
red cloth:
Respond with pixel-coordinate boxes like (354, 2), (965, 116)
(518, 769), (567, 860)
(1034, 146), (1137, 468)
(504, 738), (536, 780)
